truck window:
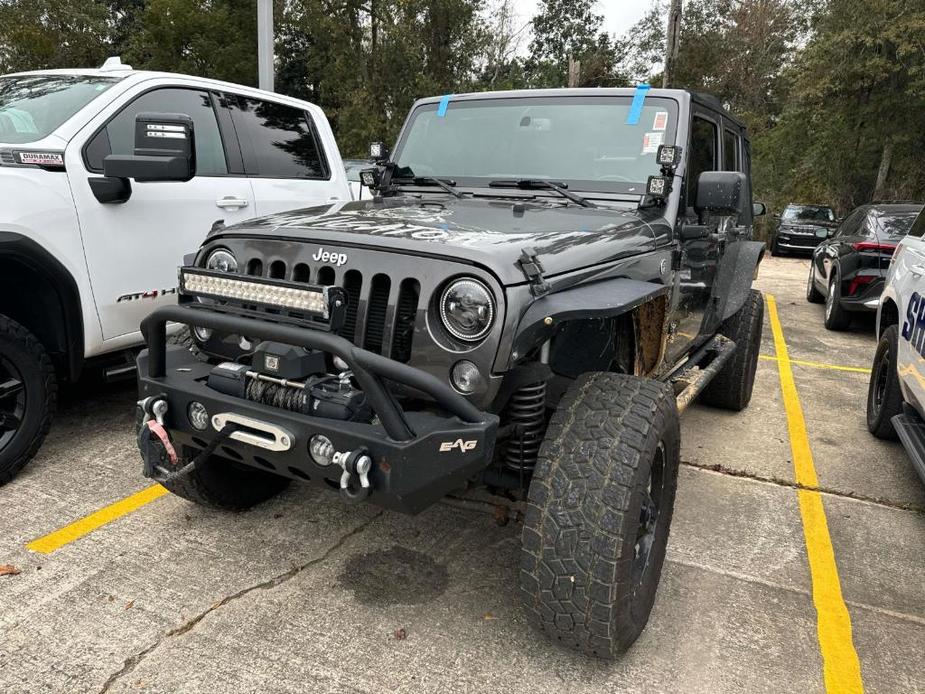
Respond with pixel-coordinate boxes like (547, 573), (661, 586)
(686, 116), (718, 207)
(723, 129), (739, 171)
(85, 88), (228, 175)
(228, 97), (328, 180)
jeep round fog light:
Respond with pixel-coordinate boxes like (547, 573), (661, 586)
(193, 326), (213, 341)
(309, 434), (335, 466)
(451, 360), (483, 394)
(188, 401), (210, 431)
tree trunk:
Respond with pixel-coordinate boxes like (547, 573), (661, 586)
(663, 0), (682, 88)
(567, 56), (580, 87)
(873, 139), (894, 201)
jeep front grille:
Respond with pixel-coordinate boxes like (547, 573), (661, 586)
(242, 257), (420, 363)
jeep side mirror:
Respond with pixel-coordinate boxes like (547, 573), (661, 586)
(694, 171), (746, 217)
(103, 112), (196, 182)
(753, 202), (767, 217)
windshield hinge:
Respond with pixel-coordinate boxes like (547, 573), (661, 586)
(517, 247), (551, 298)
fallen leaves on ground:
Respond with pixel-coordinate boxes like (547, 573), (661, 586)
(393, 628), (407, 640)
(0, 565), (21, 577)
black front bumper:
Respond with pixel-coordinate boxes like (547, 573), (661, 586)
(138, 305), (499, 514)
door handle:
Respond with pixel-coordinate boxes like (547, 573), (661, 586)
(216, 197), (249, 209)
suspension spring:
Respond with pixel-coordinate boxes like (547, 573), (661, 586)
(502, 381), (547, 473)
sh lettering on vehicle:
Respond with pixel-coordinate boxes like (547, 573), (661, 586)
(901, 291), (925, 356)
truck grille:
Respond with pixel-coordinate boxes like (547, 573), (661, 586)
(242, 256), (420, 362)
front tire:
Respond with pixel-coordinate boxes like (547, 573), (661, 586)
(806, 263), (824, 304)
(770, 237), (783, 257)
(161, 448), (290, 510)
(699, 289), (764, 411)
(0, 316), (57, 485)
(824, 273), (852, 330)
(867, 325), (902, 440)
(520, 373), (680, 658)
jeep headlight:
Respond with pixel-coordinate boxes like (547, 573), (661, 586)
(205, 248), (238, 273)
(439, 278), (495, 342)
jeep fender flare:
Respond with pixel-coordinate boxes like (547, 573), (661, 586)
(705, 239), (766, 333)
(510, 278), (670, 360)
(0, 232), (84, 380)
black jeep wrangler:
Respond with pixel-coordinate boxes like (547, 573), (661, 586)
(132, 88), (765, 658)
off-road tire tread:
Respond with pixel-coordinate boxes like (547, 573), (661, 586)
(867, 325), (902, 440)
(161, 449), (290, 511)
(520, 372), (680, 659)
(0, 315), (57, 485)
(699, 289), (764, 411)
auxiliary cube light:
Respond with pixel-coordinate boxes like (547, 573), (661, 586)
(180, 269), (331, 317)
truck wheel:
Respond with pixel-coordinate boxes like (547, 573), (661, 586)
(824, 274), (852, 330)
(867, 325), (902, 440)
(770, 238), (782, 257)
(806, 264), (824, 304)
(161, 448), (290, 510)
(520, 372), (680, 658)
(0, 316), (57, 485)
(699, 289), (764, 411)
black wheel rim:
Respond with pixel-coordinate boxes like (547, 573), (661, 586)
(871, 345), (890, 415)
(0, 354), (26, 453)
(632, 442), (666, 588)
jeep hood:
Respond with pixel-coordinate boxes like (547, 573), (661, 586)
(212, 197), (669, 286)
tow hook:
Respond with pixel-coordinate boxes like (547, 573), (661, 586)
(334, 449), (373, 503)
(137, 396), (179, 478)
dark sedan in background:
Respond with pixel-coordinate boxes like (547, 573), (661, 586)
(806, 202), (923, 330)
(771, 203), (839, 255)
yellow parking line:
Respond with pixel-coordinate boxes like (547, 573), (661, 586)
(766, 295), (864, 693)
(760, 354), (871, 375)
(26, 485), (167, 554)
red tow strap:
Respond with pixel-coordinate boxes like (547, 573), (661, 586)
(145, 420), (179, 466)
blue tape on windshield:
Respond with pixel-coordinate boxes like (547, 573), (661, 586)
(626, 83), (651, 125)
(437, 94), (452, 118)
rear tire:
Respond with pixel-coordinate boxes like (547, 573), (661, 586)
(520, 372), (680, 658)
(824, 274), (852, 330)
(867, 326), (902, 440)
(162, 448), (290, 510)
(0, 316), (57, 485)
(699, 289), (764, 411)
(806, 264), (824, 304)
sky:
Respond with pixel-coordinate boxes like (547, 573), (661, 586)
(511, 0), (655, 47)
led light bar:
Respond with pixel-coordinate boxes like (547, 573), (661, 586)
(180, 269), (330, 317)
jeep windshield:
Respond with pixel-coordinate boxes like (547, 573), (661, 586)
(0, 74), (121, 144)
(782, 205), (835, 223)
(393, 95), (679, 196)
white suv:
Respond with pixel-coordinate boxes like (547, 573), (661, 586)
(0, 58), (350, 483)
(867, 206), (925, 484)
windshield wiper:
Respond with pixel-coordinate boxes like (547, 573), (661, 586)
(488, 179), (598, 208)
(390, 175), (464, 199)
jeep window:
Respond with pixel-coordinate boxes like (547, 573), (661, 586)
(686, 116), (718, 207)
(723, 129), (739, 171)
(0, 75), (120, 144)
(227, 97), (329, 179)
(393, 96), (679, 195)
(85, 88), (228, 175)
(867, 208), (922, 240)
(782, 205), (836, 222)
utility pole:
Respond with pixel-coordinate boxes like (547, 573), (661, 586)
(257, 0), (274, 92)
(663, 0), (682, 88)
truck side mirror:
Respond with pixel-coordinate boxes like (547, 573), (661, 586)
(103, 112), (196, 182)
(752, 202), (767, 217)
(694, 171), (746, 218)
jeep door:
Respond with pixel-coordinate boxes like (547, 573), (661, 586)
(67, 82), (256, 345)
(222, 94), (346, 216)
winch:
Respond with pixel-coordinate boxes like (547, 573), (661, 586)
(206, 341), (372, 423)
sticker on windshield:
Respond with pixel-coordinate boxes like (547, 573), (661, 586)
(653, 111), (669, 131)
(642, 132), (664, 154)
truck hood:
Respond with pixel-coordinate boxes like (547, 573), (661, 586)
(212, 196), (669, 286)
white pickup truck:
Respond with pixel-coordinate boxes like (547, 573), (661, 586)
(0, 58), (351, 483)
(868, 206), (925, 484)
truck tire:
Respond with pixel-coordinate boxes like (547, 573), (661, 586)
(770, 237), (782, 257)
(520, 372), (680, 658)
(867, 325), (902, 440)
(824, 273), (852, 330)
(0, 316), (57, 485)
(162, 448), (290, 510)
(699, 289), (764, 411)
(806, 263), (824, 304)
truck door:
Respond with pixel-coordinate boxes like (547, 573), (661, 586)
(67, 85), (256, 343)
(667, 111), (722, 363)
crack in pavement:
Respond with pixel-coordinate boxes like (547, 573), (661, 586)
(96, 510), (384, 694)
(682, 460), (925, 515)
